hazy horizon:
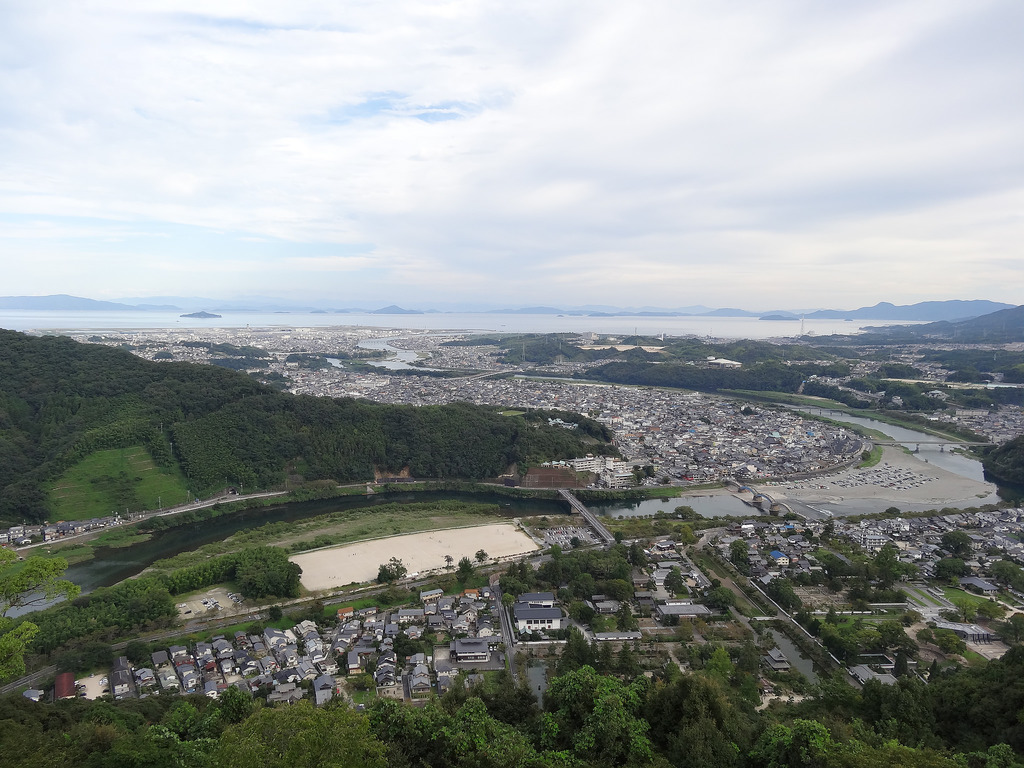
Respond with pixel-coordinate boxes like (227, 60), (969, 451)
(2, 3), (1022, 307)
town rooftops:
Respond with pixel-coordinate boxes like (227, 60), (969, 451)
(850, 665), (897, 685)
(960, 576), (999, 594)
(656, 602), (713, 617)
(513, 605), (562, 621)
(517, 592), (555, 607)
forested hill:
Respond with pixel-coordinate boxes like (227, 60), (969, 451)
(872, 304), (1024, 343)
(983, 435), (1024, 485)
(0, 330), (613, 522)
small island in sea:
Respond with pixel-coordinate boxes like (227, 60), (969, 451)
(180, 311), (221, 319)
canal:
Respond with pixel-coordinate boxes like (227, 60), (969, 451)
(765, 628), (819, 684)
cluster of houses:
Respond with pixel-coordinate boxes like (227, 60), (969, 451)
(1, 514), (131, 548)
(112, 620), (340, 706)
(718, 520), (821, 584)
(341, 586), (507, 700)
(512, 592), (564, 634)
(634, 540), (717, 623)
(279, 368), (869, 487)
(830, 509), (1024, 576)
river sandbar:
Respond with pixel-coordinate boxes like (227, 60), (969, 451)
(291, 523), (540, 591)
(767, 447), (996, 507)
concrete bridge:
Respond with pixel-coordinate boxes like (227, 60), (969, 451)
(558, 489), (617, 545)
(873, 440), (995, 452)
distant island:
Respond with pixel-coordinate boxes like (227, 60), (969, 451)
(370, 305), (423, 315)
(180, 311), (221, 319)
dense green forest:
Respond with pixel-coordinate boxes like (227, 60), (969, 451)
(582, 360), (809, 393)
(983, 436), (1024, 484)
(443, 334), (841, 367)
(0, 330), (614, 522)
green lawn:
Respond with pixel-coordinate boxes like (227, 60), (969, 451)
(858, 445), (884, 468)
(941, 586), (993, 610)
(349, 687), (378, 705)
(48, 445), (189, 520)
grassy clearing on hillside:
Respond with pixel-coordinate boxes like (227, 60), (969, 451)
(48, 445), (189, 520)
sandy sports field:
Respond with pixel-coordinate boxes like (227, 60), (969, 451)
(291, 523), (540, 591)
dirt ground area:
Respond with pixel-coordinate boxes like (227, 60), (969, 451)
(793, 586), (847, 609)
(77, 672), (108, 700)
(291, 523), (540, 591)
(773, 446), (996, 508)
(176, 586), (245, 619)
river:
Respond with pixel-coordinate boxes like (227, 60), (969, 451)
(61, 491), (566, 596)
(591, 408), (1017, 522)
(789, 407), (990, 481)
(355, 338), (445, 371)
(787, 407), (1022, 510)
(591, 494), (754, 520)
(48, 410), (1023, 595)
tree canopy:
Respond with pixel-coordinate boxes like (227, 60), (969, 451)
(0, 329), (615, 522)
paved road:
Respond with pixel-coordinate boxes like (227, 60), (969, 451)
(493, 585), (519, 684)
(16, 489), (291, 554)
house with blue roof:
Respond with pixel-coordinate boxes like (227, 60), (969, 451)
(769, 550), (790, 567)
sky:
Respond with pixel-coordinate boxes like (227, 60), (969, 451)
(1, 1), (1022, 311)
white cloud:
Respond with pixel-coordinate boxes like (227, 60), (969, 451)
(0, 0), (1021, 307)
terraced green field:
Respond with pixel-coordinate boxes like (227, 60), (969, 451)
(47, 445), (189, 520)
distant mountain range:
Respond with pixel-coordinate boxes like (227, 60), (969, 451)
(0, 294), (179, 311)
(0, 294), (1014, 323)
(870, 304), (1024, 342)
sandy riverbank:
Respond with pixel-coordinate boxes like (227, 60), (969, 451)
(767, 446), (995, 507)
(291, 523), (541, 591)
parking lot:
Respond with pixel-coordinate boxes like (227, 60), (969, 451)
(176, 586), (244, 618)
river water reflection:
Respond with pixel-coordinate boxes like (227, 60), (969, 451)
(64, 491), (566, 595)
(591, 494), (751, 520)
(59, 411), (1020, 595)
